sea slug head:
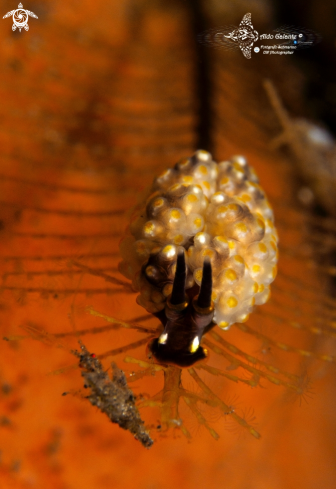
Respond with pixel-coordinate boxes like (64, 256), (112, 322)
(149, 250), (215, 367)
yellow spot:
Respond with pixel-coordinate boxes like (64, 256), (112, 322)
(173, 234), (184, 245)
(154, 198), (164, 207)
(198, 165), (208, 175)
(225, 269), (238, 282)
(219, 321), (229, 329)
(252, 264), (261, 273)
(202, 181), (210, 190)
(257, 218), (265, 230)
(162, 245), (176, 259)
(251, 297), (256, 306)
(258, 284), (265, 293)
(258, 242), (267, 253)
(240, 193), (252, 203)
(143, 222), (154, 233)
(193, 218), (202, 228)
(145, 265), (155, 277)
(211, 291), (218, 302)
(235, 222), (248, 233)
(203, 249), (214, 259)
(194, 269), (203, 282)
(253, 282), (259, 293)
(216, 236), (227, 243)
(240, 314), (249, 323)
(218, 205), (228, 214)
(229, 203), (239, 211)
(182, 175), (194, 184)
(267, 219), (274, 229)
(170, 209), (181, 220)
(234, 255), (244, 264)
(270, 241), (277, 251)
(228, 240), (236, 250)
(220, 177), (229, 185)
(227, 297), (238, 308)
(187, 194), (198, 203)
(272, 265), (277, 278)
(195, 232), (207, 244)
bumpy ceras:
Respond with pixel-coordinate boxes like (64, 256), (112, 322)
(119, 150), (278, 365)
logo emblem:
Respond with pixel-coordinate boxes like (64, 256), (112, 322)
(3, 2), (38, 32)
(224, 13), (259, 59)
(198, 13), (320, 58)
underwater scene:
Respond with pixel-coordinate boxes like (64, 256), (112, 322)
(1, 1), (336, 488)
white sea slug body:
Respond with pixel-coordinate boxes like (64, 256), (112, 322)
(119, 150), (278, 367)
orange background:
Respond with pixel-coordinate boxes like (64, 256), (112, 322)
(1, 1), (336, 488)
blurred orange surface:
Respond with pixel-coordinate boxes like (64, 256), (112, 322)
(1, 1), (336, 488)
